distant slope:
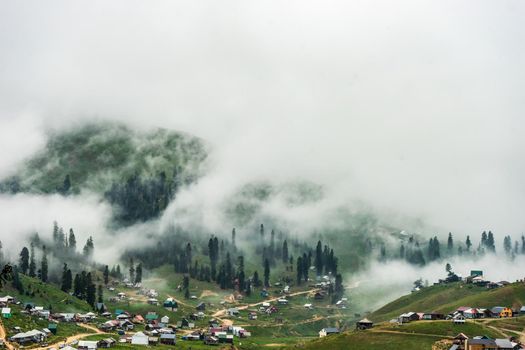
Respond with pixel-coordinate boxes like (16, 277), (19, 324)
(369, 282), (525, 322)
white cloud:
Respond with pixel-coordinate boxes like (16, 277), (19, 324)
(0, 0), (524, 247)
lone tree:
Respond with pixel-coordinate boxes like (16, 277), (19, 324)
(19, 247), (29, 274)
(263, 259), (270, 287)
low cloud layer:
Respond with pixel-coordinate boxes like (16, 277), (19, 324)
(350, 254), (525, 312)
(1, 1), (525, 261)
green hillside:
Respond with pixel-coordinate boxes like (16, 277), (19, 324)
(0, 121), (207, 223)
(284, 318), (515, 350)
(4, 274), (92, 313)
(370, 282), (525, 322)
(0, 121), (207, 195)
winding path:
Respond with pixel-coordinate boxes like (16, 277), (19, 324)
(0, 319), (15, 350)
(212, 288), (321, 319)
(31, 323), (107, 350)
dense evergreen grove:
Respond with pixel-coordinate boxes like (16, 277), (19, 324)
(104, 169), (190, 224)
(6, 217), (525, 311)
(394, 230), (525, 267)
(120, 224), (345, 303)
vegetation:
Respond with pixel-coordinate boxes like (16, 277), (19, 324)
(0, 122), (207, 224)
(370, 282), (525, 322)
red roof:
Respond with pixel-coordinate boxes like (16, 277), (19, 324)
(456, 306), (471, 312)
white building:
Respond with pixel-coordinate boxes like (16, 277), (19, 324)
(78, 340), (98, 350)
(131, 332), (149, 345)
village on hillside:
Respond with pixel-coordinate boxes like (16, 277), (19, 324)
(0, 271), (351, 350)
(353, 269), (525, 350)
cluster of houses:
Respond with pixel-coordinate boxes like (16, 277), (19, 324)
(7, 310), (99, 346)
(449, 333), (523, 350)
(180, 320), (251, 345)
(392, 305), (525, 325)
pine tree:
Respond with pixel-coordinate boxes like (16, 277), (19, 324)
(185, 243), (192, 265)
(86, 273), (96, 307)
(68, 229), (77, 253)
(232, 228), (236, 248)
(61, 263), (72, 292)
(503, 235), (512, 254)
(302, 253), (309, 281)
(19, 247), (29, 274)
(245, 279), (252, 296)
(41, 245), (48, 282)
(57, 227), (65, 248)
(129, 258), (135, 283)
(83, 236), (94, 259)
(270, 229), (275, 262)
(225, 253), (233, 289)
(52, 221), (59, 244)
(481, 231), (488, 245)
(62, 174), (71, 194)
(296, 256), (303, 285)
(263, 259), (270, 287)
(333, 273), (344, 304)
(522, 236), (525, 254)
(135, 263), (142, 284)
(252, 271), (260, 287)
(466, 236), (472, 251)
(282, 240), (289, 263)
(237, 256), (245, 292)
(487, 231), (496, 252)
(73, 274), (82, 297)
(29, 242), (36, 277)
(399, 244), (405, 259)
(447, 233), (453, 252)
(116, 265), (122, 280)
(315, 241), (323, 276)
(103, 265), (109, 285)
(97, 284), (103, 303)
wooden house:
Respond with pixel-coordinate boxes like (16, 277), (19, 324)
(490, 306), (513, 318)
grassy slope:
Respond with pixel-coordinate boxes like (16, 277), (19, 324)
(370, 282), (525, 322)
(293, 282), (525, 350)
(285, 319), (513, 350)
(382, 320), (505, 338)
(4, 275), (92, 313)
(286, 331), (437, 350)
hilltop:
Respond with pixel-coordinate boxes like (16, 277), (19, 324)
(0, 121), (207, 223)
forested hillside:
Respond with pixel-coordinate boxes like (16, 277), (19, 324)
(0, 122), (207, 224)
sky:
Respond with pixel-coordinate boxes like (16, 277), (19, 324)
(0, 0), (525, 255)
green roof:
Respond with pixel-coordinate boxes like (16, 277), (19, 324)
(146, 313), (158, 320)
(48, 323), (58, 329)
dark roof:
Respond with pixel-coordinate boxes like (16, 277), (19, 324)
(490, 306), (506, 313)
(160, 334), (176, 339)
(468, 339), (496, 346)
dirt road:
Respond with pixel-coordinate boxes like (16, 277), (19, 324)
(212, 288), (320, 319)
(31, 323), (107, 350)
(0, 319), (15, 350)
